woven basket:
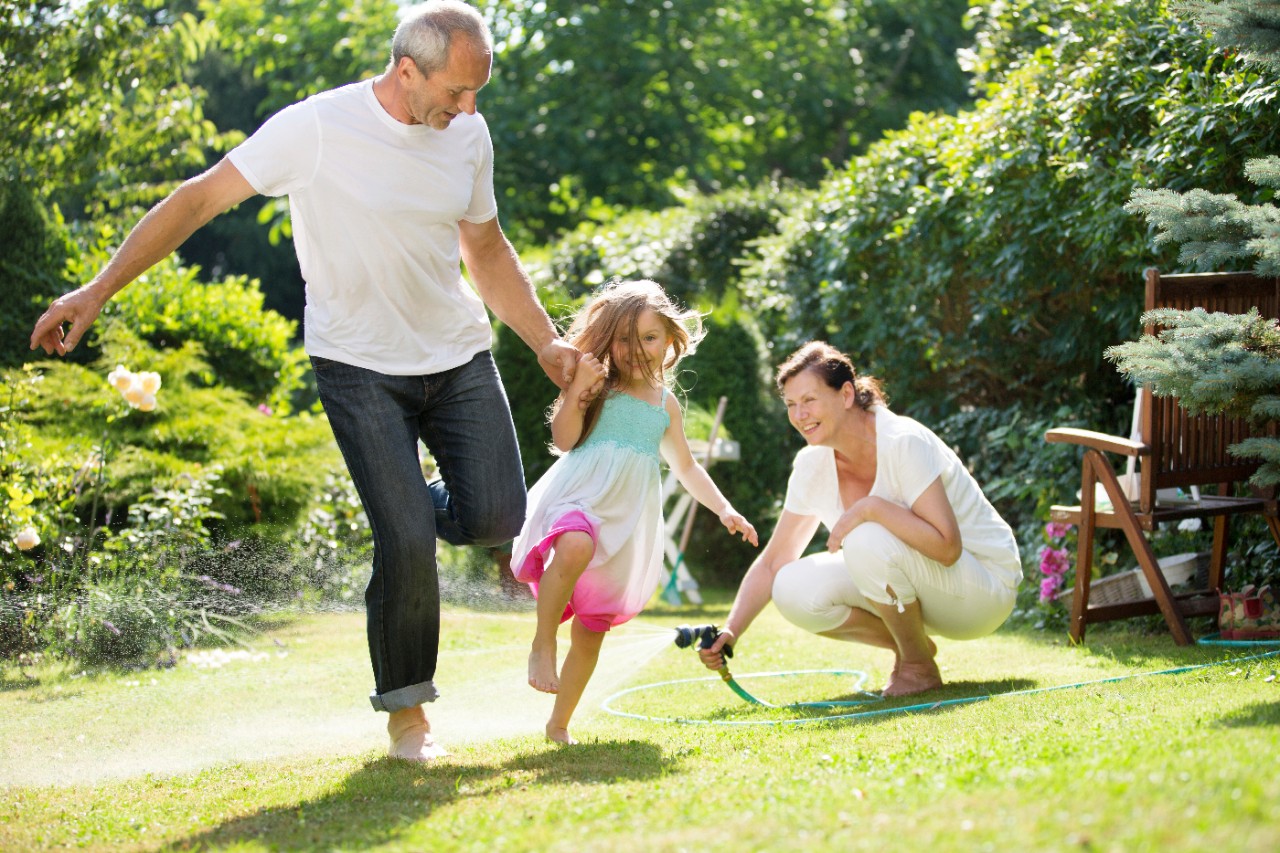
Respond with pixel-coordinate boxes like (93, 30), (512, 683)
(1060, 569), (1145, 610)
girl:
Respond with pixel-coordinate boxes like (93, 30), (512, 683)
(511, 279), (758, 743)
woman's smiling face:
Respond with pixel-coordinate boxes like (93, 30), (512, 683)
(781, 369), (850, 445)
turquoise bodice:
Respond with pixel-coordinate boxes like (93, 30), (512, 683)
(578, 391), (669, 458)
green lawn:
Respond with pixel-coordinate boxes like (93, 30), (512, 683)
(2, 593), (1278, 851)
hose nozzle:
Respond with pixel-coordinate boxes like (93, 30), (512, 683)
(673, 624), (733, 658)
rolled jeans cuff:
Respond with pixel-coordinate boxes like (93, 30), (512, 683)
(370, 680), (440, 712)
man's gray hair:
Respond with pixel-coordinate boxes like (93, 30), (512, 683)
(392, 1), (492, 75)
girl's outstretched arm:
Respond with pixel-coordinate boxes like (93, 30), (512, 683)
(550, 353), (607, 451)
(697, 509), (820, 669)
(659, 394), (758, 546)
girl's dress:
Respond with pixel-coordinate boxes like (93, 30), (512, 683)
(510, 388), (670, 631)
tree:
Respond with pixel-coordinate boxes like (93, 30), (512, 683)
(0, 0), (232, 215)
(1114, 0), (1280, 485)
(476, 0), (972, 242)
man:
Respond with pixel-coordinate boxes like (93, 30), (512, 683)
(29, 1), (577, 761)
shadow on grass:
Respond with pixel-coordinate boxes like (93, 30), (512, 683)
(168, 739), (674, 851)
(1214, 699), (1280, 728)
(645, 677), (1040, 726)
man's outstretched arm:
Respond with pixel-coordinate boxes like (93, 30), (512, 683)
(30, 158), (258, 356)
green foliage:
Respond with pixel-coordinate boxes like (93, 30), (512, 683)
(0, 180), (70, 367)
(0, 0), (237, 215)
(935, 402), (1096, 546)
(744, 0), (1280, 430)
(479, 0), (973, 241)
(492, 328), (552, 485)
(1108, 307), (1280, 484)
(66, 220), (310, 414)
(0, 370), (81, 575)
(536, 185), (799, 307)
(12, 332), (342, 550)
(195, 0), (399, 122)
(1115, 0), (1280, 491)
(1179, 0), (1280, 70)
(294, 471), (372, 605)
(0, 340), (361, 662)
(1126, 182), (1280, 275)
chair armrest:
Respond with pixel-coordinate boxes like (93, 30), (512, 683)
(1044, 427), (1149, 457)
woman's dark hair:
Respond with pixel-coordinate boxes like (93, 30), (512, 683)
(774, 341), (886, 410)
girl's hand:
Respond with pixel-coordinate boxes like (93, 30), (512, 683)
(720, 509), (759, 546)
(826, 497), (885, 552)
(570, 353), (607, 409)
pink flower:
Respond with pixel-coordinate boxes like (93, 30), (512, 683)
(1039, 576), (1061, 603)
(258, 404), (274, 417)
(1044, 522), (1073, 540)
(1038, 545), (1070, 577)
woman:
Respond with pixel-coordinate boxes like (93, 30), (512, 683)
(699, 341), (1021, 695)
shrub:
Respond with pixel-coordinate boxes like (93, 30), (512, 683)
(0, 181), (70, 368)
(741, 0), (1280, 544)
(65, 219), (310, 415)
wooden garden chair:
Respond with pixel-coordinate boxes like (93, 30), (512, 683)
(1044, 268), (1280, 645)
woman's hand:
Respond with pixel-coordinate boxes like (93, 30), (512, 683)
(826, 496), (888, 552)
(697, 627), (735, 670)
(719, 508), (759, 546)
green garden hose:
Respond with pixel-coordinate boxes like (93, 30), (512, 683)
(600, 627), (1280, 727)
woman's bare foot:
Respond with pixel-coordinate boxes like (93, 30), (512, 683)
(882, 659), (943, 697)
(387, 707), (450, 761)
(545, 723), (576, 744)
(528, 643), (559, 693)
(889, 636), (938, 684)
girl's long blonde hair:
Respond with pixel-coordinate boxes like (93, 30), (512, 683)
(553, 279), (704, 450)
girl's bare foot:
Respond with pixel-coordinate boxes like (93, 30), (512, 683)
(528, 643), (559, 693)
(387, 708), (450, 761)
(882, 659), (943, 697)
(546, 723), (576, 744)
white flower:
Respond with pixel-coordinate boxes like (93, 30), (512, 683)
(136, 394), (157, 412)
(1177, 518), (1202, 533)
(15, 527), (41, 551)
(124, 382), (147, 407)
(107, 365), (135, 391)
(138, 371), (162, 394)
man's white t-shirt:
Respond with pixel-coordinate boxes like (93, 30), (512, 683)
(784, 406), (1022, 589)
(227, 79), (498, 375)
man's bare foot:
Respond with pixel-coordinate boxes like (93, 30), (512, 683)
(528, 644), (559, 693)
(387, 708), (450, 761)
(545, 723), (576, 744)
(882, 659), (943, 697)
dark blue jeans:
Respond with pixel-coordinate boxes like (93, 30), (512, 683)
(311, 351), (526, 712)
